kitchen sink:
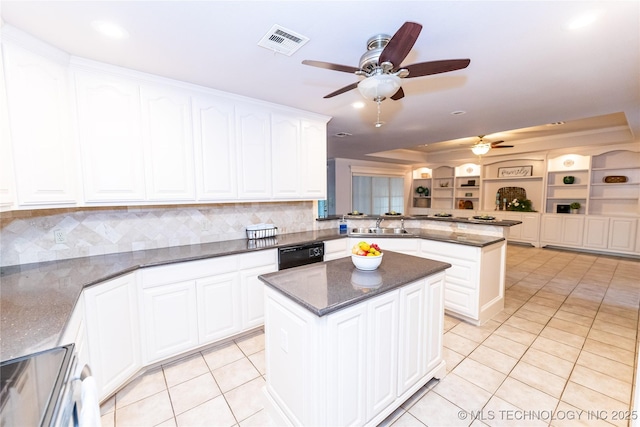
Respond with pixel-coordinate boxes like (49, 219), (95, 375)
(350, 227), (411, 236)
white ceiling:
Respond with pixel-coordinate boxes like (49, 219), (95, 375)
(2, 1), (639, 164)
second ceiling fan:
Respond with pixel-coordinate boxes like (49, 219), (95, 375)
(302, 21), (471, 102)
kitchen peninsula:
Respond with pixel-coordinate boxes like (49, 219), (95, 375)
(258, 252), (451, 427)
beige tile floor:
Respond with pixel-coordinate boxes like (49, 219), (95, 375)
(100, 244), (639, 427)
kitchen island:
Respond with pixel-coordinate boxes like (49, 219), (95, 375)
(258, 251), (451, 427)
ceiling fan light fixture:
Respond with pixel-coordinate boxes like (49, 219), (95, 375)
(357, 74), (401, 101)
(471, 143), (491, 156)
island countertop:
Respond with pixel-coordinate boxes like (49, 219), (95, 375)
(258, 251), (451, 317)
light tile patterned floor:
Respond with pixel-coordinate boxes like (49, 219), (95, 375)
(100, 245), (639, 427)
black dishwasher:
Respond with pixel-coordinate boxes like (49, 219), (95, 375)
(278, 242), (324, 270)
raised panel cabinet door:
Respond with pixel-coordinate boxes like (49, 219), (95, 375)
(141, 85), (195, 201)
(397, 280), (425, 396)
(196, 272), (242, 343)
(608, 218), (637, 252)
(501, 213), (522, 240)
(84, 274), (140, 399)
(300, 120), (327, 198)
(366, 291), (399, 420)
(424, 273), (445, 373)
(236, 106), (271, 199)
(192, 95), (237, 200)
(541, 215), (563, 244)
(326, 303), (367, 427)
(142, 281), (198, 364)
(584, 216), (609, 249)
(240, 263), (277, 329)
(271, 114), (300, 198)
(520, 213), (540, 242)
(561, 216), (584, 246)
(74, 71), (146, 202)
(3, 43), (76, 205)
(0, 50), (16, 209)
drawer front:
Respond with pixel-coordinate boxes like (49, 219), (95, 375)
(141, 255), (238, 287)
(444, 283), (476, 317)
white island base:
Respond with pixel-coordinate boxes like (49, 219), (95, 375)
(262, 272), (446, 427)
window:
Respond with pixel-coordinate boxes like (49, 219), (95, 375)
(352, 175), (404, 214)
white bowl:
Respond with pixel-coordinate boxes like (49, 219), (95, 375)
(351, 253), (383, 271)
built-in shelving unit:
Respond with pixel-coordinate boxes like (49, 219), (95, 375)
(411, 167), (432, 209)
(454, 163), (480, 210)
(589, 150), (640, 217)
(545, 154), (590, 214)
(481, 158), (545, 212)
(431, 166), (454, 210)
(408, 147), (639, 256)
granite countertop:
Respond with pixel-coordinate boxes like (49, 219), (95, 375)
(0, 229), (344, 360)
(258, 251), (451, 316)
(0, 227), (502, 360)
(319, 214), (522, 227)
(405, 228), (505, 246)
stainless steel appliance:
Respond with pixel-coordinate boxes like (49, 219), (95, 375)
(0, 344), (99, 427)
(278, 242), (324, 270)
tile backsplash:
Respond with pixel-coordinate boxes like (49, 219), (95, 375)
(1, 201), (329, 267)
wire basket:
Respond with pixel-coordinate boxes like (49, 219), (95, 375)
(246, 224), (278, 240)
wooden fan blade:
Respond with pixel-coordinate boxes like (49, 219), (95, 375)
(404, 59), (471, 78)
(379, 22), (422, 67)
(323, 82), (359, 98)
(302, 60), (360, 74)
(390, 87), (405, 100)
(491, 141), (514, 148)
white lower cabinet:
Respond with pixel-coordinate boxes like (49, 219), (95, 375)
(239, 250), (278, 329)
(264, 272), (446, 427)
(139, 250), (277, 364)
(84, 273), (140, 400)
(419, 239), (505, 326)
(493, 212), (540, 246)
(608, 217), (637, 253)
(141, 280), (198, 363)
(196, 272), (242, 343)
(323, 238), (349, 261)
(541, 214), (584, 247)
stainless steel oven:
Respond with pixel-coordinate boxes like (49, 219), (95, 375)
(278, 242), (324, 270)
(0, 344), (100, 427)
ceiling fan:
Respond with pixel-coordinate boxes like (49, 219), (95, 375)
(302, 22), (470, 102)
(471, 135), (514, 155)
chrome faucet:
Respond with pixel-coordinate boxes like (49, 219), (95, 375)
(376, 217), (384, 229)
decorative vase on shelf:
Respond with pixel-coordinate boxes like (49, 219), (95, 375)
(563, 176), (575, 184)
(571, 209), (579, 214)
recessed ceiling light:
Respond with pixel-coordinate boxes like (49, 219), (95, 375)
(450, 110), (466, 116)
(92, 21), (129, 39)
(352, 101), (365, 109)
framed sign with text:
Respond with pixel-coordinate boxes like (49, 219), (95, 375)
(497, 166), (533, 178)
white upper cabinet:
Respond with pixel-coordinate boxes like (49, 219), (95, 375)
(300, 120), (327, 198)
(2, 27), (329, 209)
(74, 69), (146, 202)
(271, 113), (301, 198)
(236, 104), (272, 199)
(271, 115), (328, 199)
(140, 85), (195, 201)
(0, 48), (16, 210)
(3, 41), (77, 206)
(192, 94), (237, 200)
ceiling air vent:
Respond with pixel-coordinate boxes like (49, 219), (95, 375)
(258, 25), (309, 56)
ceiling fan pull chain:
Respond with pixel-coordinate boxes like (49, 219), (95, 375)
(375, 100), (384, 128)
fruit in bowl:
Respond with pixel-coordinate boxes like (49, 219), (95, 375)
(351, 242), (383, 270)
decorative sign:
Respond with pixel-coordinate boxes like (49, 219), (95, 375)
(497, 166), (533, 178)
